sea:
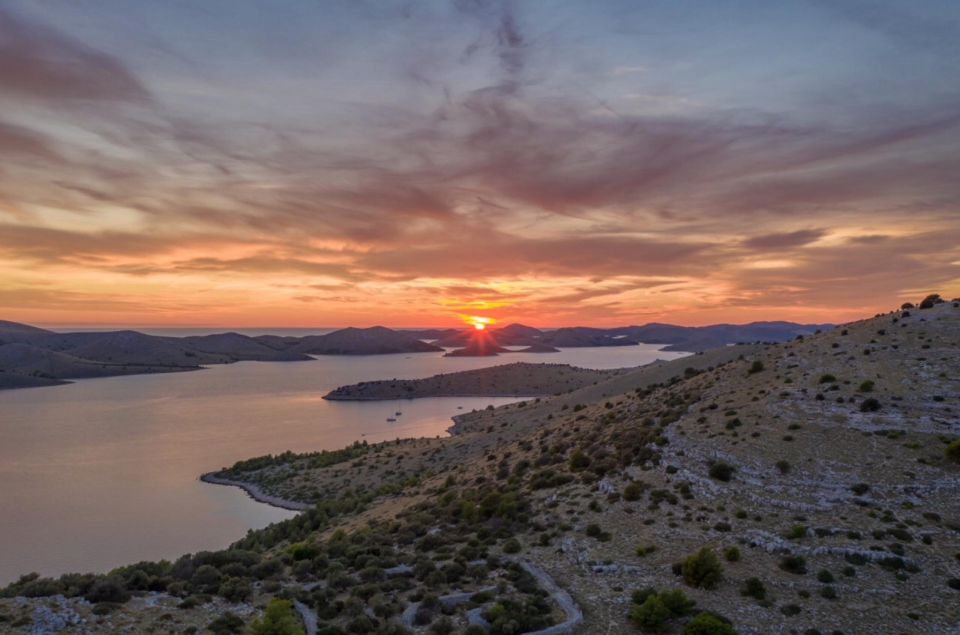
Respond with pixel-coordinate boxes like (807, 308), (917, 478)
(0, 336), (685, 584)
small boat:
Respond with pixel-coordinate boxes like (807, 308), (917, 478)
(386, 417), (397, 422)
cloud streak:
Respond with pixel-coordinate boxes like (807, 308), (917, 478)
(0, 1), (957, 326)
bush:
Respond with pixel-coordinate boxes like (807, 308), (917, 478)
(628, 589), (695, 632)
(859, 398), (881, 413)
(919, 293), (941, 309)
(816, 569), (835, 583)
(723, 547), (740, 562)
(779, 555), (807, 575)
(681, 549), (723, 589)
(623, 482), (644, 501)
(945, 439), (960, 463)
(708, 462), (735, 482)
(250, 599), (305, 635)
(629, 595), (671, 632)
(818, 374), (836, 384)
(747, 361), (764, 375)
(850, 483), (869, 496)
(682, 612), (738, 635)
(218, 577), (252, 603)
(857, 380), (874, 393)
(502, 538), (522, 554)
(740, 577), (765, 600)
(208, 612), (245, 635)
(569, 449), (591, 471)
(785, 525), (807, 540)
(84, 578), (130, 604)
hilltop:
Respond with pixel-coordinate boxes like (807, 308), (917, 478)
(1, 298), (957, 634)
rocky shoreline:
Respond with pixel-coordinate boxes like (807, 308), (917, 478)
(199, 473), (311, 512)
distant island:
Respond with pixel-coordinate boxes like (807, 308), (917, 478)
(324, 362), (625, 400)
(0, 318), (831, 390)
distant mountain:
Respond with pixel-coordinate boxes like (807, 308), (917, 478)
(541, 327), (639, 348)
(0, 317), (835, 391)
(292, 326), (444, 355)
(183, 333), (310, 361)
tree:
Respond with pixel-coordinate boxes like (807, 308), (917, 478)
(249, 599), (305, 635)
(682, 612), (738, 635)
(681, 549), (724, 589)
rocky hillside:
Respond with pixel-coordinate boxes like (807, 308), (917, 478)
(2, 299), (957, 634)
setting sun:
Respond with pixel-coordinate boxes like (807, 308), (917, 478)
(466, 316), (493, 331)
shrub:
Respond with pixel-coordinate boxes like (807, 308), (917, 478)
(708, 461), (735, 482)
(919, 293), (941, 309)
(819, 586), (837, 600)
(502, 538), (521, 554)
(623, 482), (645, 501)
(740, 577), (765, 600)
(569, 449), (591, 471)
(629, 595), (671, 631)
(850, 483), (869, 496)
(779, 555), (807, 575)
(636, 545), (657, 557)
(857, 380), (874, 393)
(945, 439), (960, 463)
(859, 398), (881, 413)
(682, 612), (738, 635)
(723, 547), (740, 562)
(84, 578), (130, 604)
(681, 549), (724, 589)
(785, 525), (807, 540)
(747, 361), (764, 375)
(628, 589), (696, 632)
(207, 612), (245, 635)
(816, 569), (835, 583)
(818, 374), (836, 384)
(250, 599), (305, 635)
(775, 460), (791, 474)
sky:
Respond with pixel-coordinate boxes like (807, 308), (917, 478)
(0, 0), (958, 328)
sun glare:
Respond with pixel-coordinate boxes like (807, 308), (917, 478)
(466, 316), (493, 330)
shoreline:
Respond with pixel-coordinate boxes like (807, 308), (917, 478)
(324, 391), (548, 401)
(199, 472), (312, 512)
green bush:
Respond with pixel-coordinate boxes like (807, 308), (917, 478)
(818, 374), (836, 384)
(740, 577), (765, 600)
(629, 595), (671, 632)
(569, 449), (591, 471)
(682, 612), (738, 635)
(945, 439), (960, 463)
(860, 398), (881, 413)
(628, 589), (695, 632)
(207, 612), (245, 635)
(857, 380), (874, 393)
(723, 547), (740, 562)
(779, 555), (807, 575)
(747, 360), (764, 375)
(250, 599), (305, 635)
(708, 462), (735, 482)
(623, 482), (645, 501)
(681, 549), (723, 589)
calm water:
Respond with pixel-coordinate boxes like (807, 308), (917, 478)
(0, 344), (683, 584)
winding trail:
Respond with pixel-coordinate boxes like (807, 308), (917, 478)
(517, 559), (584, 635)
